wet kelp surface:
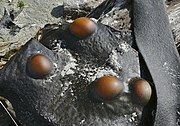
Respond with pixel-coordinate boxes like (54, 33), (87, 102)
(0, 0), (179, 126)
(133, 0), (180, 126)
(0, 18), (144, 125)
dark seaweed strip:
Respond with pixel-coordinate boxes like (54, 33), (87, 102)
(133, 0), (180, 125)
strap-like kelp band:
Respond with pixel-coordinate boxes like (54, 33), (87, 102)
(133, 0), (180, 125)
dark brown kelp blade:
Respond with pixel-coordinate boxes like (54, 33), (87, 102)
(0, 4), (142, 123)
(1, 0), (179, 125)
(87, 0), (129, 19)
(133, 0), (180, 125)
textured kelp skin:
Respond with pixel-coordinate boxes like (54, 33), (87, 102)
(133, 0), (180, 125)
(0, 20), (142, 125)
